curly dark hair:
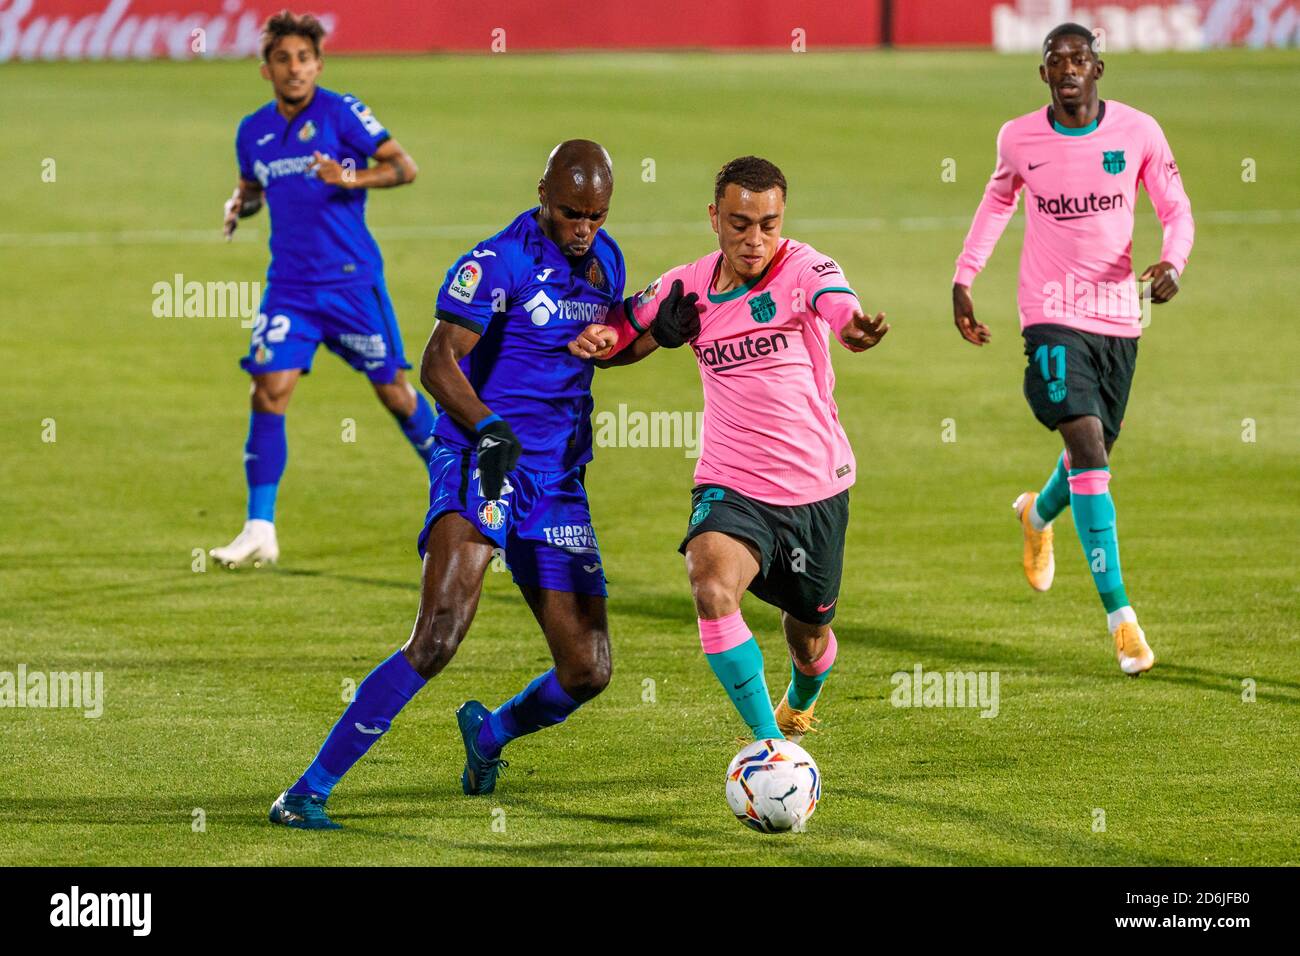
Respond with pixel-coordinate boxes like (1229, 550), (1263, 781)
(261, 10), (327, 63)
(714, 156), (787, 206)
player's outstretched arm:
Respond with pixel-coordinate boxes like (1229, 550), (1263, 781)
(568, 325), (660, 368)
(818, 294), (890, 353)
(222, 177), (263, 241)
(952, 283), (991, 346)
(311, 138), (418, 190)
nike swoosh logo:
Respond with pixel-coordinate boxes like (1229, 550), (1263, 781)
(1028, 161), (1049, 170)
(817, 599), (838, 613)
(364, 360), (384, 370)
(354, 723), (384, 735)
(1088, 527), (1112, 534)
(471, 249), (496, 258)
(478, 436), (502, 450)
(733, 674), (758, 690)
(257, 133), (275, 146)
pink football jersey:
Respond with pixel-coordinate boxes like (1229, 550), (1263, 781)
(954, 100), (1194, 338)
(629, 240), (860, 506)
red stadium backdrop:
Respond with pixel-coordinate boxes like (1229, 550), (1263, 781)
(0, 0), (1294, 60)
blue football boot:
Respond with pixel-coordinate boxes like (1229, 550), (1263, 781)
(268, 790), (342, 830)
(456, 700), (509, 796)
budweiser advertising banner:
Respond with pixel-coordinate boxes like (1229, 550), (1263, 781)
(0, 0), (1294, 61)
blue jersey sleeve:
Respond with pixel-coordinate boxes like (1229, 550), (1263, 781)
(338, 93), (391, 159)
(435, 245), (518, 335)
(608, 239), (627, 302)
(235, 118), (254, 182)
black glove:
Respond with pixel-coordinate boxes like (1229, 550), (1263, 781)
(650, 279), (701, 349)
(475, 416), (522, 500)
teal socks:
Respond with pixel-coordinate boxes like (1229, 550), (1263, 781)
(1067, 466), (1130, 613)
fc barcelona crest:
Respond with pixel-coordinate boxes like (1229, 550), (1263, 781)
(748, 290), (776, 324)
(1102, 150), (1126, 175)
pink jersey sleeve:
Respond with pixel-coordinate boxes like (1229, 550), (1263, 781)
(797, 248), (860, 347)
(626, 265), (694, 336)
(598, 297), (646, 357)
(1139, 119), (1194, 274)
(953, 121), (1025, 286)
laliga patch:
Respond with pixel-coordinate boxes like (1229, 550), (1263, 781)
(297, 120), (317, 143)
(350, 99), (385, 136)
(636, 277), (661, 308)
(477, 500), (507, 531)
(450, 261), (483, 304)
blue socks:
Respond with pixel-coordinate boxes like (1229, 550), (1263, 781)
(476, 670), (580, 759)
(289, 651), (427, 799)
(245, 411), (287, 522)
(395, 391), (436, 462)
(244, 392), (431, 526)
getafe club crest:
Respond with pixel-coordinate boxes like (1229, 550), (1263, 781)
(1102, 150), (1126, 175)
(297, 120), (317, 142)
(477, 499), (507, 531)
(586, 258), (605, 290)
(748, 290), (777, 324)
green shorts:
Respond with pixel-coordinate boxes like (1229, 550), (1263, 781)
(679, 484), (849, 626)
(1022, 324), (1139, 444)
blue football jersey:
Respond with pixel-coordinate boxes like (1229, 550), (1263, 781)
(235, 87), (390, 286)
(433, 208), (627, 471)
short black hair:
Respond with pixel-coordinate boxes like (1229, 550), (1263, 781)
(261, 10), (326, 63)
(714, 156), (787, 207)
(1042, 22), (1097, 58)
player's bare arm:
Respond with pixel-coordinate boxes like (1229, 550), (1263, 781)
(222, 177), (263, 241)
(567, 325), (660, 368)
(952, 282), (991, 346)
(310, 138), (418, 190)
(420, 321), (492, 430)
(421, 319), (519, 500)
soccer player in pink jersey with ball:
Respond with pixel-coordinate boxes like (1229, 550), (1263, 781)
(568, 157), (889, 742)
(952, 23), (1194, 675)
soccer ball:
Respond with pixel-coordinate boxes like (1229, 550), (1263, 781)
(725, 738), (821, 833)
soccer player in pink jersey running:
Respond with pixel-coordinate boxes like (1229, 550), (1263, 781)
(952, 23), (1194, 675)
(567, 157), (889, 742)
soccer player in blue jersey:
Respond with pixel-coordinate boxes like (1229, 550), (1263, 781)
(211, 11), (430, 568)
(270, 140), (629, 829)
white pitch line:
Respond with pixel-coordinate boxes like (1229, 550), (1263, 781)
(2, 208), (1297, 248)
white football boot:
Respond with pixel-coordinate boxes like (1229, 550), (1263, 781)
(210, 519), (279, 569)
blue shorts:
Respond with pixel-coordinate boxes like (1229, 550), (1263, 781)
(240, 280), (411, 383)
(417, 442), (607, 597)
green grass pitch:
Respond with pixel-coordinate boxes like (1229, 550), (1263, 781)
(0, 49), (1296, 865)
